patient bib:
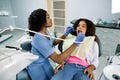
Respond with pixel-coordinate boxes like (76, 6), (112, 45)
(63, 35), (95, 60)
(71, 36), (95, 60)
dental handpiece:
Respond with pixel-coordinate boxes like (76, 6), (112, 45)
(9, 25), (65, 41)
(9, 25), (83, 44)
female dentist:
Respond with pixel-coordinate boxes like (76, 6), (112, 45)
(27, 8), (85, 80)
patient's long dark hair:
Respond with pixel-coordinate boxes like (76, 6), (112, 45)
(28, 8), (47, 36)
(71, 18), (98, 43)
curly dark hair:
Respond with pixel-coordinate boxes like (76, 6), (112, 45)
(71, 18), (99, 43)
(28, 8), (47, 36)
(71, 18), (96, 36)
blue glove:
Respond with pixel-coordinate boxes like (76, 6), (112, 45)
(65, 26), (74, 36)
(74, 33), (85, 46)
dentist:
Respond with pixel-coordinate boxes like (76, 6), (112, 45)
(27, 8), (85, 80)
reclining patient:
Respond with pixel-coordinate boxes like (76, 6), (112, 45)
(51, 18), (99, 80)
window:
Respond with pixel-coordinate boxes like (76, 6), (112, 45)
(112, 0), (120, 13)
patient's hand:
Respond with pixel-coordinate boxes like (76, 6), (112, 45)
(84, 65), (95, 80)
(54, 61), (65, 73)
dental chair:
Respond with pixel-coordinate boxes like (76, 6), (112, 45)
(16, 41), (32, 80)
(58, 19), (102, 57)
(95, 35), (102, 57)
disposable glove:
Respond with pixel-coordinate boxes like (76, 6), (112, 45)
(65, 26), (74, 36)
(74, 33), (85, 46)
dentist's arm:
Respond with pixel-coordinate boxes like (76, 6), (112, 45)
(49, 33), (85, 64)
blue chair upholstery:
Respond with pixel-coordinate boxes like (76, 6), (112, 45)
(16, 41), (31, 80)
(16, 69), (31, 80)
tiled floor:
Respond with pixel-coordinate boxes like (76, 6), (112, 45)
(0, 30), (116, 80)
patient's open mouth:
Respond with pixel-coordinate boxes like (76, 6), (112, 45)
(78, 30), (82, 34)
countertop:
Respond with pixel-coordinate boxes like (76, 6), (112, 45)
(96, 24), (120, 29)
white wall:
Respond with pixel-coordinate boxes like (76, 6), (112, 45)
(67, 0), (120, 25)
(0, 0), (15, 29)
(1, 0), (120, 29)
(11, 0), (47, 28)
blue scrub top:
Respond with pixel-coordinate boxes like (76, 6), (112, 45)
(27, 30), (55, 80)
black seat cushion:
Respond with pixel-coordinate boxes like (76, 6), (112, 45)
(20, 41), (31, 51)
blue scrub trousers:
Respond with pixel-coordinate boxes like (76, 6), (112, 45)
(51, 63), (90, 80)
(27, 59), (54, 80)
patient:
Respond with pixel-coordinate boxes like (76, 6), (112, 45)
(51, 18), (99, 80)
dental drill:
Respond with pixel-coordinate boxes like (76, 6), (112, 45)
(9, 25), (65, 41)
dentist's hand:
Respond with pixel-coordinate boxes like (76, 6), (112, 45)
(74, 33), (85, 46)
(65, 26), (74, 36)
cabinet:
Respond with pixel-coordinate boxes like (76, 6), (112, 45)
(47, 0), (67, 35)
(96, 27), (120, 56)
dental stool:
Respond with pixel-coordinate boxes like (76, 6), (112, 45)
(16, 41), (32, 80)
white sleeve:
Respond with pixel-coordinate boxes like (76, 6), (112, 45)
(91, 42), (99, 68)
(87, 41), (99, 68)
